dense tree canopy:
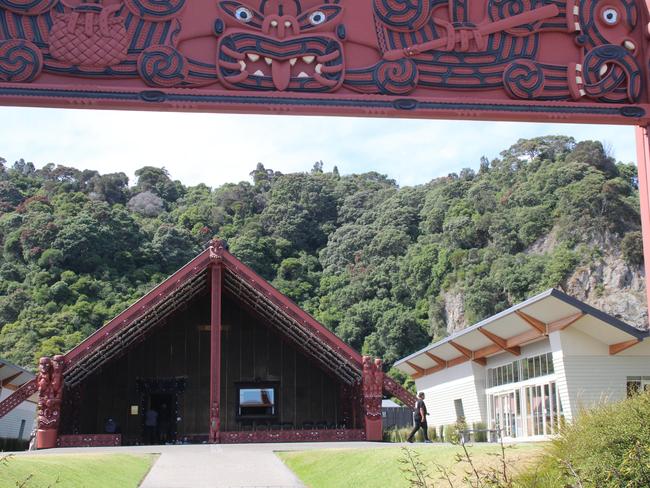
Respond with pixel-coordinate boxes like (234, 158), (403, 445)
(0, 137), (643, 379)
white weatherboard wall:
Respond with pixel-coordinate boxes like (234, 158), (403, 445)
(414, 361), (486, 427)
(0, 388), (35, 440)
(555, 327), (650, 419)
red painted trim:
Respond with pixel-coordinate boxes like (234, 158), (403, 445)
(221, 251), (363, 366)
(0, 378), (37, 419)
(63, 250), (211, 367)
(209, 263), (222, 443)
(57, 434), (121, 448)
(220, 429), (366, 443)
(635, 125), (650, 314)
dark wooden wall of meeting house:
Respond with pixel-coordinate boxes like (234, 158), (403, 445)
(60, 287), (355, 443)
(60, 291), (212, 444)
(219, 293), (345, 432)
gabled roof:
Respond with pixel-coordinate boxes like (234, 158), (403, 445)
(62, 239), (364, 387)
(395, 289), (649, 378)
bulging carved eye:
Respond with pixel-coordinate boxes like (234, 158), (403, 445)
(309, 11), (326, 25)
(602, 7), (619, 25)
(235, 6), (253, 22)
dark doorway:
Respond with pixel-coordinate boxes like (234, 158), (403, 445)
(137, 377), (187, 445)
(144, 393), (175, 445)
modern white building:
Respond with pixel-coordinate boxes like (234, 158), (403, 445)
(394, 289), (650, 441)
(0, 359), (36, 442)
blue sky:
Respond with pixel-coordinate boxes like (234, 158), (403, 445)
(0, 106), (637, 188)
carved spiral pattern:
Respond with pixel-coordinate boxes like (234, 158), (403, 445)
(502, 59), (544, 100)
(123, 0), (186, 21)
(0, 39), (43, 82)
(374, 59), (418, 95)
(373, 0), (432, 31)
(137, 45), (188, 87)
(0, 0), (56, 15)
(582, 44), (642, 103)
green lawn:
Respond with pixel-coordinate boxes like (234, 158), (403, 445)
(278, 443), (544, 488)
(0, 453), (156, 488)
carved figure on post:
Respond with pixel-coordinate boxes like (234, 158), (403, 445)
(36, 355), (65, 449)
(362, 355), (383, 441)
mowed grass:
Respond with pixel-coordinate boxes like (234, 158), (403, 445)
(0, 453), (156, 488)
(279, 443), (544, 488)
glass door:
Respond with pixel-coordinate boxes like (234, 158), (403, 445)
(524, 381), (562, 437)
(492, 391), (519, 438)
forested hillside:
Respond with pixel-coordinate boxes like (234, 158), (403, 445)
(0, 135), (645, 372)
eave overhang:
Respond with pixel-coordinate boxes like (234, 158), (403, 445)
(395, 289), (649, 379)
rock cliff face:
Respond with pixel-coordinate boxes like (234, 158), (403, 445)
(441, 230), (647, 334)
(562, 250), (647, 330)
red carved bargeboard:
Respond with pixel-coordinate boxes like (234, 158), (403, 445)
(57, 434), (122, 447)
(221, 428), (367, 443)
(0, 0), (648, 124)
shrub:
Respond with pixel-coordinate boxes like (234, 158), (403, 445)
(472, 422), (488, 442)
(518, 391), (650, 487)
(0, 437), (29, 452)
(383, 426), (438, 443)
(444, 424), (460, 444)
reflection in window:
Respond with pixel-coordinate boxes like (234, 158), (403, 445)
(238, 387), (276, 417)
(487, 353), (554, 388)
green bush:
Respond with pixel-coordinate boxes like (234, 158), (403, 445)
(444, 424), (460, 444)
(519, 391), (650, 487)
(472, 421), (488, 442)
(383, 426), (438, 443)
(0, 437), (29, 452)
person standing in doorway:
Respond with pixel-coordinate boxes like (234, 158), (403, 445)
(144, 407), (159, 444)
(407, 392), (432, 443)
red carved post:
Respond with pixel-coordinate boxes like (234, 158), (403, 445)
(209, 239), (225, 443)
(635, 126), (650, 312)
(362, 356), (383, 441)
(36, 355), (65, 449)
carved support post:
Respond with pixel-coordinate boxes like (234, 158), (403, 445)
(209, 239), (225, 443)
(635, 126), (650, 313)
(362, 356), (384, 441)
(36, 355), (65, 449)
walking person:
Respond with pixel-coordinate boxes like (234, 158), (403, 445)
(407, 392), (432, 443)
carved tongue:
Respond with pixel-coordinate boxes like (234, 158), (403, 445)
(271, 60), (291, 91)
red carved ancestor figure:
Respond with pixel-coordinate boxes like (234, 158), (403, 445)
(215, 0), (345, 91)
(361, 355), (383, 441)
(36, 355), (65, 449)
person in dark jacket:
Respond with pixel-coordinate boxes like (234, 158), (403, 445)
(407, 392), (432, 443)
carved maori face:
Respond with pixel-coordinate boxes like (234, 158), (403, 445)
(216, 0), (345, 91)
(38, 357), (52, 376)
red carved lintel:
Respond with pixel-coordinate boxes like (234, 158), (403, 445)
(209, 262), (222, 443)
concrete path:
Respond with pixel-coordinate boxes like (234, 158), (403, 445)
(11, 441), (391, 488)
(140, 444), (304, 488)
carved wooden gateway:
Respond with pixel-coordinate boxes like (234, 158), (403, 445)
(0, 0), (648, 123)
(3, 0), (650, 447)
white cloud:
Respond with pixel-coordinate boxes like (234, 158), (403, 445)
(0, 107), (637, 188)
